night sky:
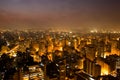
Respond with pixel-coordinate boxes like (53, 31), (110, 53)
(0, 0), (120, 31)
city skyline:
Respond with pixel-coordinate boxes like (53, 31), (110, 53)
(0, 0), (120, 30)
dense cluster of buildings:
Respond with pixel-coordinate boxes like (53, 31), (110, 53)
(0, 30), (120, 80)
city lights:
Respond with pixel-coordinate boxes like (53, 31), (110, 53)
(0, 30), (119, 80)
(0, 0), (120, 79)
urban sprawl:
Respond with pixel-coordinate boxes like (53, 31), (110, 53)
(0, 30), (120, 80)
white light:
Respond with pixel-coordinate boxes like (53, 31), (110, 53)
(89, 77), (94, 80)
(90, 30), (94, 33)
(7, 42), (10, 46)
(69, 31), (72, 33)
(56, 64), (59, 66)
(68, 42), (71, 46)
(90, 29), (98, 33)
(13, 54), (17, 57)
(67, 66), (70, 68)
(40, 63), (44, 66)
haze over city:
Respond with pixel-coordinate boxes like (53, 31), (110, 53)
(0, 0), (120, 31)
(1, 0), (120, 80)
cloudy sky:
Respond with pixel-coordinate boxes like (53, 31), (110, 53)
(0, 0), (120, 31)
